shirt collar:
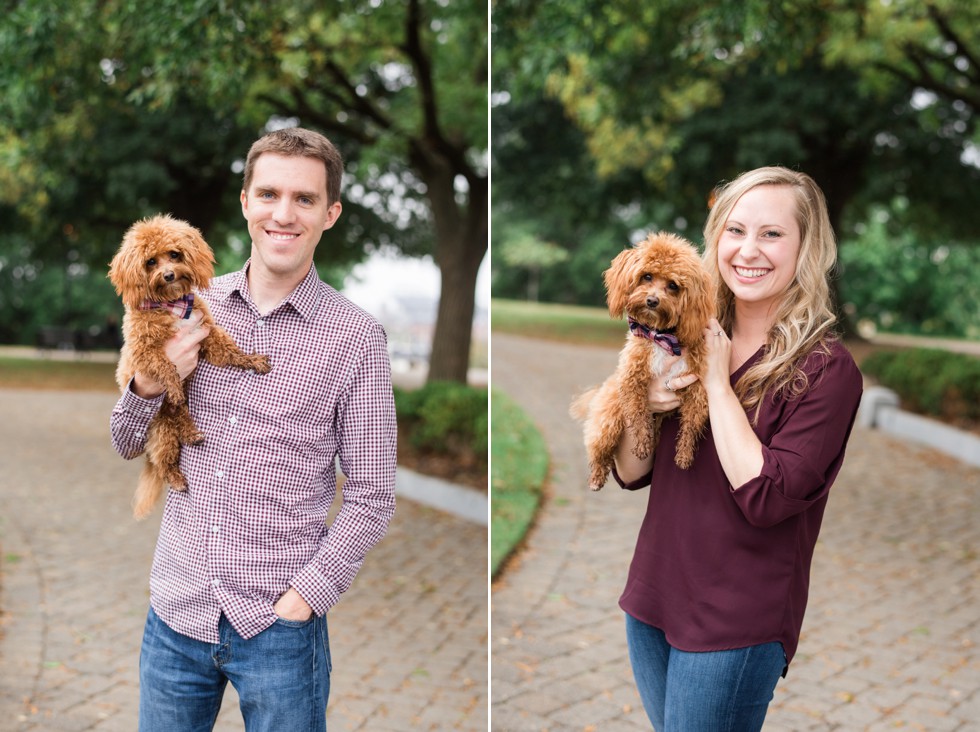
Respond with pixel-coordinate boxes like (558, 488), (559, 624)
(222, 260), (322, 321)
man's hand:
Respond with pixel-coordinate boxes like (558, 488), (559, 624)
(132, 311), (210, 398)
(274, 588), (314, 622)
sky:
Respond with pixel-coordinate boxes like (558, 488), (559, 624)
(341, 250), (490, 317)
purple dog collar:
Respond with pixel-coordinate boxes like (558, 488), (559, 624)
(139, 293), (195, 319)
(628, 317), (682, 356)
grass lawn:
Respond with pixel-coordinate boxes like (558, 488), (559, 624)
(490, 387), (548, 578)
(0, 356), (119, 391)
(490, 298), (628, 348)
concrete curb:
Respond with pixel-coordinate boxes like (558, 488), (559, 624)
(395, 467), (488, 525)
(858, 385), (980, 468)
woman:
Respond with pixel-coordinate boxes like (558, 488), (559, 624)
(613, 166), (864, 731)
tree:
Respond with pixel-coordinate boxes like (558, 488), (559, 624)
(491, 0), (980, 335)
(498, 228), (569, 302)
(0, 0), (487, 383)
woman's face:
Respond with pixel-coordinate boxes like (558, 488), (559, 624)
(717, 184), (802, 314)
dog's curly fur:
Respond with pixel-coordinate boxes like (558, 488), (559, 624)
(571, 232), (714, 490)
(109, 214), (271, 519)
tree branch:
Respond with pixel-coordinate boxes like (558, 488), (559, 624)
(257, 89), (378, 145)
(926, 3), (980, 83)
(400, 0), (474, 179)
(873, 57), (980, 110)
(321, 59), (395, 132)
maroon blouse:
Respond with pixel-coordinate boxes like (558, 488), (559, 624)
(616, 339), (863, 671)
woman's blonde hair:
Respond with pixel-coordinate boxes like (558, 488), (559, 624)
(702, 166), (838, 417)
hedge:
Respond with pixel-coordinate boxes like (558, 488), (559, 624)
(861, 348), (980, 423)
(394, 381), (489, 462)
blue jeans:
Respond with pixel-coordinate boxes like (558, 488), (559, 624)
(625, 613), (785, 732)
(139, 606), (331, 732)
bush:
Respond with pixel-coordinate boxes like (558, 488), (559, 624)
(394, 381), (489, 460)
(861, 348), (980, 422)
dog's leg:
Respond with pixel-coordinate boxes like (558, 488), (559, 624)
(581, 382), (625, 491)
(618, 348), (656, 461)
(674, 385), (709, 469)
(200, 329), (271, 374)
(173, 402), (205, 446)
(146, 418), (188, 492)
(622, 381), (655, 460)
(138, 356), (187, 407)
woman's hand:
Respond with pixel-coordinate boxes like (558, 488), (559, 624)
(702, 317), (765, 488)
(646, 352), (700, 413)
(702, 317), (732, 395)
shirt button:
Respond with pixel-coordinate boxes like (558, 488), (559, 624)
(211, 578), (221, 587)
(228, 416), (238, 425)
(135, 431), (143, 439)
(256, 319), (266, 328)
(211, 525), (220, 534)
(216, 469), (225, 478)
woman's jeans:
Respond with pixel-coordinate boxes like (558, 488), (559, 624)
(139, 606), (331, 732)
(625, 613), (785, 732)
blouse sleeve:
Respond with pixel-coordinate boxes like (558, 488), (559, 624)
(611, 465), (654, 491)
(730, 347), (864, 528)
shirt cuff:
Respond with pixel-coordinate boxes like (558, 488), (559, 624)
(122, 377), (166, 411)
(611, 465), (653, 491)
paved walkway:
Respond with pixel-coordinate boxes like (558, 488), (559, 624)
(0, 387), (487, 731)
(491, 333), (980, 731)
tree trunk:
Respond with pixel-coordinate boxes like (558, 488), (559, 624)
(414, 145), (487, 384)
(428, 242), (483, 383)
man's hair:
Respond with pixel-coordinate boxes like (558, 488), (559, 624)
(242, 127), (344, 204)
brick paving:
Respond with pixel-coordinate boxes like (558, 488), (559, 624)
(491, 333), (980, 731)
(0, 386), (487, 731)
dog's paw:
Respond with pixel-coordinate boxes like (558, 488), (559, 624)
(166, 469), (188, 491)
(181, 431), (205, 446)
(251, 355), (272, 374)
(674, 451), (694, 470)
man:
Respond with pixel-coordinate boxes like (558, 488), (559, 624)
(110, 127), (397, 730)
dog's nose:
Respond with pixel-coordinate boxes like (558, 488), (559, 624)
(164, 272), (175, 282)
(646, 296), (659, 309)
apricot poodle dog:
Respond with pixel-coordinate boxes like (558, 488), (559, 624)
(571, 232), (713, 490)
(109, 214), (271, 519)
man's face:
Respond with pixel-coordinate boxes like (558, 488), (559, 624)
(240, 153), (342, 283)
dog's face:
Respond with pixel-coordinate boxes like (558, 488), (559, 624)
(108, 214), (215, 310)
(604, 232), (713, 346)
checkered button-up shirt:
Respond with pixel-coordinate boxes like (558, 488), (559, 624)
(110, 263), (397, 643)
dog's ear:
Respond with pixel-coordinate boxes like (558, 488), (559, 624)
(677, 265), (715, 347)
(603, 247), (636, 318)
(178, 222), (216, 289)
(108, 224), (152, 310)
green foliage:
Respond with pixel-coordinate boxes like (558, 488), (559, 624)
(395, 382), (488, 461)
(492, 0), (980, 333)
(490, 388), (547, 577)
(861, 349), (980, 423)
(838, 203), (980, 339)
